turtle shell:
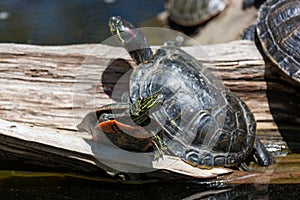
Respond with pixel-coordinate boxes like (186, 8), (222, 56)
(256, 0), (300, 83)
(129, 44), (256, 167)
(166, 0), (229, 26)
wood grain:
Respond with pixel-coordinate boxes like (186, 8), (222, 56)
(0, 41), (299, 181)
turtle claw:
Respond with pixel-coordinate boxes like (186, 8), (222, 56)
(98, 113), (113, 123)
(238, 162), (253, 171)
(149, 131), (166, 160)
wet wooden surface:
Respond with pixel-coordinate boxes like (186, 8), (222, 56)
(0, 41), (299, 183)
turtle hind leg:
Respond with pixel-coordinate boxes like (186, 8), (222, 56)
(238, 138), (275, 171)
(241, 24), (256, 41)
(253, 138), (275, 166)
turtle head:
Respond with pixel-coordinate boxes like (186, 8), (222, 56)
(109, 16), (136, 40)
(109, 16), (153, 65)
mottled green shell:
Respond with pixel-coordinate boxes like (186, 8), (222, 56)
(130, 44), (256, 167)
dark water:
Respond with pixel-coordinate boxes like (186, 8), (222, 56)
(0, 0), (164, 45)
(1, 172), (300, 200)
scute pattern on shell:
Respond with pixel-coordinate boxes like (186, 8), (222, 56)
(257, 0), (300, 82)
(129, 44), (256, 167)
(166, 0), (229, 26)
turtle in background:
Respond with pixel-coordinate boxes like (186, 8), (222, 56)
(95, 16), (274, 170)
(242, 0), (300, 84)
(242, 0), (266, 9)
(165, 0), (229, 35)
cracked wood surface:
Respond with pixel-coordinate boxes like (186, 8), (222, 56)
(0, 40), (299, 182)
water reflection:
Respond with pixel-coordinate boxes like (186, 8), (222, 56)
(1, 173), (300, 199)
(0, 0), (164, 44)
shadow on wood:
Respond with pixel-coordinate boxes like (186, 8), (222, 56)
(101, 58), (132, 102)
(265, 62), (300, 153)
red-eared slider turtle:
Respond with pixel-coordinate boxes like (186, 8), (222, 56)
(165, 0), (229, 35)
(96, 16), (274, 169)
(242, 0), (300, 83)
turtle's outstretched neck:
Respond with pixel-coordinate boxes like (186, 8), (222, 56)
(109, 16), (153, 65)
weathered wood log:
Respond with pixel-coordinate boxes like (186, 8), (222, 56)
(0, 41), (299, 182)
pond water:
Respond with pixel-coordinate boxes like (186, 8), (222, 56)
(1, 171), (300, 200)
(0, 0), (164, 44)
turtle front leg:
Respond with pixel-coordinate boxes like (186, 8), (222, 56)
(96, 102), (131, 124)
(149, 131), (167, 160)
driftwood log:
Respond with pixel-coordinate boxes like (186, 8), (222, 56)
(0, 41), (299, 183)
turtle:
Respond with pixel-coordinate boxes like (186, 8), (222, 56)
(242, 0), (266, 9)
(96, 16), (274, 170)
(242, 0), (300, 83)
(165, 0), (230, 35)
